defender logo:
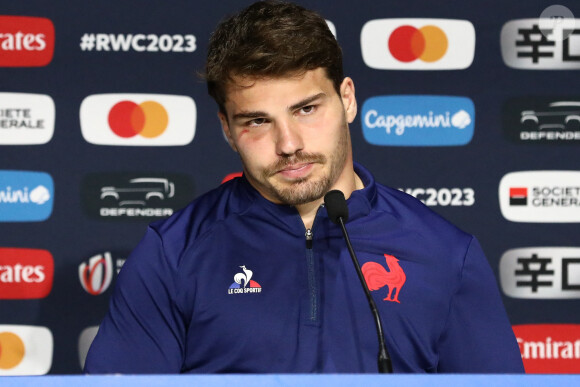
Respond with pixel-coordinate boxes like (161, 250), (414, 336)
(502, 98), (580, 143)
(81, 173), (194, 221)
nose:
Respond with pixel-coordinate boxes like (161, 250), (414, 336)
(275, 119), (304, 156)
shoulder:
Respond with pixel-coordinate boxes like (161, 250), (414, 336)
(146, 177), (255, 259)
(373, 182), (475, 251)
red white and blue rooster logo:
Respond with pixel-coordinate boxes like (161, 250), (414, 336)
(228, 265), (262, 294)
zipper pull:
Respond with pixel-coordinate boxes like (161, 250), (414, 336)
(305, 228), (313, 249)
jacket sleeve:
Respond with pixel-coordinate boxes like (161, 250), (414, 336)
(84, 226), (186, 374)
(436, 237), (525, 373)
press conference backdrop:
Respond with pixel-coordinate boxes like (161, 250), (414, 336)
(1, 0), (579, 375)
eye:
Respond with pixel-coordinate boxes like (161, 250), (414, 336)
(298, 105), (316, 115)
(246, 118), (267, 127)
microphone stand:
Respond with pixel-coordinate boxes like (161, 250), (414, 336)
(336, 216), (393, 374)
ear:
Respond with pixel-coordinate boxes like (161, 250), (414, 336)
(340, 77), (357, 123)
(218, 112), (238, 152)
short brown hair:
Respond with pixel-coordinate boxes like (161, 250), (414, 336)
(204, 1), (343, 112)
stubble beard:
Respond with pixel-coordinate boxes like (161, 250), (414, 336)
(246, 121), (350, 206)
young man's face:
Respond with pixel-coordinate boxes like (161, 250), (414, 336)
(218, 68), (357, 206)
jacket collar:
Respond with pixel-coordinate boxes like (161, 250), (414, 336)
(234, 162), (377, 234)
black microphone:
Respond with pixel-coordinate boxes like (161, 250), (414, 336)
(324, 189), (393, 374)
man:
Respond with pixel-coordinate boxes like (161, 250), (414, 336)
(85, 1), (524, 373)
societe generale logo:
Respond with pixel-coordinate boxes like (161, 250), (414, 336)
(0, 247), (54, 299)
(0, 325), (53, 375)
(0, 16), (55, 67)
(0, 92), (55, 145)
(514, 324), (580, 373)
(360, 18), (475, 70)
(499, 171), (580, 222)
(80, 93), (196, 146)
(500, 247), (580, 299)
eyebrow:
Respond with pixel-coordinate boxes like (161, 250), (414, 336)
(231, 92), (327, 121)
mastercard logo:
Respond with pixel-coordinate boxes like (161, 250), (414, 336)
(0, 325), (52, 375)
(0, 332), (25, 369)
(388, 25), (448, 63)
(80, 93), (196, 146)
(361, 18), (475, 70)
(108, 100), (168, 138)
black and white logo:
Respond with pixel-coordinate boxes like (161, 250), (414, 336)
(500, 247), (580, 299)
(503, 98), (580, 143)
(81, 173), (194, 221)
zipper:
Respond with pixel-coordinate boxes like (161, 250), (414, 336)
(305, 228), (313, 249)
(303, 205), (324, 324)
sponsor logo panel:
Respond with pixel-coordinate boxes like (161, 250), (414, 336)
(78, 326), (99, 370)
(361, 95), (474, 146)
(0, 170), (54, 222)
(514, 324), (580, 373)
(0, 248), (53, 299)
(502, 98), (580, 143)
(501, 18), (580, 69)
(360, 18), (475, 70)
(499, 171), (580, 222)
(78, 251), (128, 295)
(500, 247), (580, 299)
(81, 172), (194, 221)
(399, 187), (475, 206)
(80, 94), (196, 146)
(0, 93), (55, 145)
(0, 325), (53, 375)
(0, 16), (54, 67)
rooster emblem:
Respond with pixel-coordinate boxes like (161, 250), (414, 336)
(361, 254), (406, 303)
(234, 265), (253, 288)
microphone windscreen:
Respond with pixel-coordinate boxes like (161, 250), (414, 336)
(324, 190), (349, 224)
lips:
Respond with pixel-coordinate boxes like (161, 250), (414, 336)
(277, 162), (314, 179)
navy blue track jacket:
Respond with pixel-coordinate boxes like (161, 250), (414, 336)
(84, 163), (524, 374)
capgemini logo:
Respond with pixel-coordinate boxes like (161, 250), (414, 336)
(361, 95), (475, 146)
(0, 185), (50, 205)
(78, 252), (113, 296)
(0, 171), (54, 222)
